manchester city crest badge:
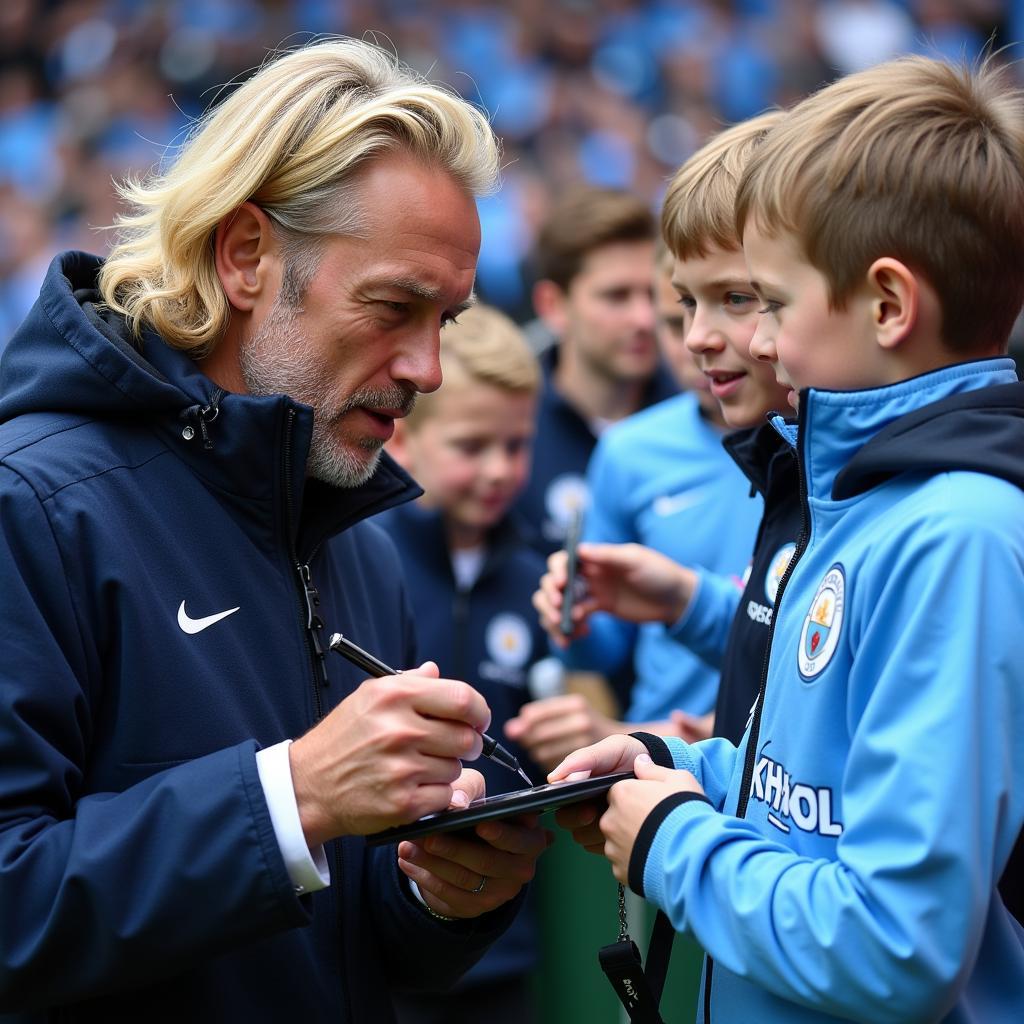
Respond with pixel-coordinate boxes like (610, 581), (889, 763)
(798, 563), (845, 679)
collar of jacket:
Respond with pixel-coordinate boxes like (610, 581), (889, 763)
(769, 357), (1019, 504)
(722, 418), (797, 499)
(384, 500), (532, 586)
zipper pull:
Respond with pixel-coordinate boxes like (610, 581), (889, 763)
(297, 562), (330, 687)
(180, 394), (222, 451)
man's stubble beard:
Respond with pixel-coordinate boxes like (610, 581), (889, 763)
(238, 299), (415, 489)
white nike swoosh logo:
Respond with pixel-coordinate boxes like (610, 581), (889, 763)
(652, 488), (710, 517)
(177, 601), (240, 635)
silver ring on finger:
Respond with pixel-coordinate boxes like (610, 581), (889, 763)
(470, 875), (487, 895)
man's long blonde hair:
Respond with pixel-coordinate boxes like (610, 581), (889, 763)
(736, 56), (1024, 352)
(99, 38), (500, 355)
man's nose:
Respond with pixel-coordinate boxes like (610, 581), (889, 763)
(629, 293), (657, 333)
(392, 328), (443, 394)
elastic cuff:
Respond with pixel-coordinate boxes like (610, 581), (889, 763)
(629, 731), (674, 769)
(627, 792), (711, 897)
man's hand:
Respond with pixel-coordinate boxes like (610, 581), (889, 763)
(600, 754), (705, 885)
(545, 734), (650, 854)
(397, 766), (553, 919)
(532, 543), (698, 648)
(504, 693), (624, 770)
(289, 662), (491, 846)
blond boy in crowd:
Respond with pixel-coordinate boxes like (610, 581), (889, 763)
(382, 304), (553, 1024)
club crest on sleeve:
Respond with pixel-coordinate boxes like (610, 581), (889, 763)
(798, 564), (845, 680)
(765, 542), (797, 606)
(485, 613), (532, 669)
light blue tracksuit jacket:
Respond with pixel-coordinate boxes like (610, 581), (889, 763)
(631, 361), (1024, 1023)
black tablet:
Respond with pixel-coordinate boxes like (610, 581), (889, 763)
(365, 771), (634, 847)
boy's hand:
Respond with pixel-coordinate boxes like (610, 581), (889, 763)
(546, 734), (650, 853)
(504, 693), (623, 769)
(600, 754), (705, 885)
(532, 543), (698, 648)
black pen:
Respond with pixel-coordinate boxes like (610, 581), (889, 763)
(328, 632), (533, 787)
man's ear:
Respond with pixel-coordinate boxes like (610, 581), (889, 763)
(866, 257), (918, 351)
(214, 202), (280, 312)
(532, 279), (569, 336)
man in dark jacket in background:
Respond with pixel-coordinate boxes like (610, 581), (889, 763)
(0, 38), (547, 1023)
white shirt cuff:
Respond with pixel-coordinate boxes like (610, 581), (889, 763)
(255, 739), (330, 895)
(407, 879), (430, 908)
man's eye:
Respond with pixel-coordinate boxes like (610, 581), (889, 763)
(380, 301), (407, 314)
(441, 312), (461, 329)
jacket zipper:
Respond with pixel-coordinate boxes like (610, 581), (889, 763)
(179, 388), (225, 449)
(283, 410), (327, 720)
(703, 414), (811, 1024)
(282, 408), (352, 1024)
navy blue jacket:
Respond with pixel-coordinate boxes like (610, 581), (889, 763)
(375, 502), (549, 988)
(512, 345), (678, 559)
(0, 253), (515, 1022)
(712, 423), (800, 744)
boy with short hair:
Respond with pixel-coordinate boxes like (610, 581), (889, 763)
(552, 56), (1024, 1022)
(380, 304), (551, 1024)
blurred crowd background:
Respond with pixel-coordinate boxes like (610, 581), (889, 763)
(1, 0), (1022, 344)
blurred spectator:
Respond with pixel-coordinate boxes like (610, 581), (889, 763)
(511, 185), (672, 560)
(0, 0), (1020, 353)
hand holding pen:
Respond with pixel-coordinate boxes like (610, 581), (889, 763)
(328, 633), (533, 787)
(287, 656), (496, 845)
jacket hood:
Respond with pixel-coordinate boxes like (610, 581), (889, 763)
(0, 251), (421, 543)
(834, 379), (1024, 499)
(0, 251), (214, 422)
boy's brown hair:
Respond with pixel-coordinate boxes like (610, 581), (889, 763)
(661, 110), (785, 260)
(735, 56), (1024, 352)
(404, 304), (540, 428)
(535, 187), (656, 290)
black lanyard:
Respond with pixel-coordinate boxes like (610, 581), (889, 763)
(598, 884), (675, 1023)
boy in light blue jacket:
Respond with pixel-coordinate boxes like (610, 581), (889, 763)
(550, 56), (1024, 1023)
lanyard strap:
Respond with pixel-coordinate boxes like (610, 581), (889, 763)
(598, 885), (675, 1024)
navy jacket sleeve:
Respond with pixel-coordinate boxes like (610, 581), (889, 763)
(367, 845), (523, 994)
(0, 467), (306, 1010)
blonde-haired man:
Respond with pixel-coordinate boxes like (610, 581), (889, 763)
(0, 38), (546, 1022)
